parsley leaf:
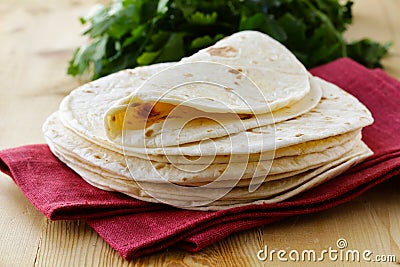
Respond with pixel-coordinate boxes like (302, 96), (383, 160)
(68, 0), (390, 80)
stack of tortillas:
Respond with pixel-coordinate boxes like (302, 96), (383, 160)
(43, 31), (374, 210)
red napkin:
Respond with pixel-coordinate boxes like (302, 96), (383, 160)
(1, 58), (399, 260)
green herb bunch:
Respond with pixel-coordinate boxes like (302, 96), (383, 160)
(68, 0), (391, 80)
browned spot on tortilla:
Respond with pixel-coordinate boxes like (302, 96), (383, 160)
(135, 103), (153, 118)
(239, 114), (253, 120)
(183, 155), (201, 161)
(207, 129), (213, 132)
(228, 68), (243, 75)
(94, 155), (101, 159)
(207, 46), (238, 57)
(112, 116), (116, 122)
(83, 89), (95, 93)
(122, 102), (178, 131)
(295, 133), (304, 137)
(285, 117), (298, 122)
(182, 177), (188, 182)
(228, 69), (240, 75)
(155, 163), (165, 170)
(224, 87), (233, 92)
(234, 81), (239, 86)
(325, 116), (333, 120)
(248, 129), (272, 135)
(184, 73), (193, 78)
(145, 129), (154, 137)
(141, 102), (176, 128)
(129, 102), (141, 107)
(247, 129), (261, 134)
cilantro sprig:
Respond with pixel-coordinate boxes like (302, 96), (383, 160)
(68, 0), (391, 80)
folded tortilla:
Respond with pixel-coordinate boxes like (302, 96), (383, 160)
(61, 31), (318, 148)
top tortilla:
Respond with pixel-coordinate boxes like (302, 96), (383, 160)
(60, 62), (320, 148)
(102, 31), (312, 145)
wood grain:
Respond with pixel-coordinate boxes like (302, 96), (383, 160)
(0, 174), (44, 266)
(345, 0), (400, 79)
(0, 0), (399, 266)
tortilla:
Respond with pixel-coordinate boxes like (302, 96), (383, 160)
(60, 65), (320, 148)
(46, 135), (371, 210)
(44, 112), (360, 184)
(105, 30), (310, 119)
(112, 130), (361, 165)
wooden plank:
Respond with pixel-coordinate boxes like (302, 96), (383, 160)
(0, 174), (44, 266)
(345, 0), (400, 79)
(33, 179), (400, 266)
(35, 220), (120, 267)
(0, 0), (98, 265)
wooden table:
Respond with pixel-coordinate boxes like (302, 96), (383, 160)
(0, 0), (399, 266)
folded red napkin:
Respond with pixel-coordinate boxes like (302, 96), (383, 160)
(1, 58), (399, 260)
